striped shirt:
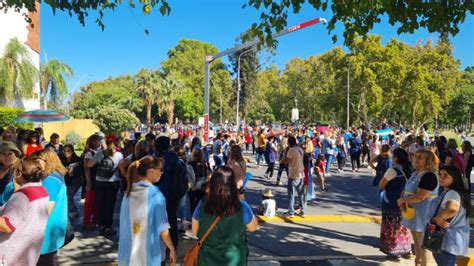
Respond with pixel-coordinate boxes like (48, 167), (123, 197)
(0, 182), (49, 265)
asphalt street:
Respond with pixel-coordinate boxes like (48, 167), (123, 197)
(59, 150), (474, 265)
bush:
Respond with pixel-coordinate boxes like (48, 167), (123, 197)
(65, 131), (81, 146)
(93, 107), (139, 135)
(0, 107), (32, 129)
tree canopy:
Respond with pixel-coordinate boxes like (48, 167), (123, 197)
(4, 1), (472, 47)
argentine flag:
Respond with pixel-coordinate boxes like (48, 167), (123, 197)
(118, 180), (170, 266)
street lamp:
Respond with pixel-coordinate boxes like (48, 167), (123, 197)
(237, 48), (255, 128)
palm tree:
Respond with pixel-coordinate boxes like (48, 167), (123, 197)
(158, 74), (183, 126)
(40, 59), (74, 109)
(135, 69), (160, 128)
(0, 37), (38, 105)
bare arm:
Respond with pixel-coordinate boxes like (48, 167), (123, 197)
(433, 200), (460, 229)
(398, 188), (432, 205)
(191, 218), (199, 236)
(118, 159), (131, 178)
(246, 216), (258, 232)
(86, 158), (97, 168)
(369, 155), (378, 169)
(379, 177), (389, 190)
(160, 230), (176, 265)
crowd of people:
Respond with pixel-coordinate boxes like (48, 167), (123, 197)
(0, 123), (472, 266)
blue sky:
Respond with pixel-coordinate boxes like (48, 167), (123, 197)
(41, 1), (474, 93)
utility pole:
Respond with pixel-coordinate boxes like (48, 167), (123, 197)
(203, 17), (327, 142)
(220, 96), (223, 125)
(346, 65), (350, 130)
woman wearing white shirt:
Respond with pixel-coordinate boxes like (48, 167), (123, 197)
(87, 134), (124, 236)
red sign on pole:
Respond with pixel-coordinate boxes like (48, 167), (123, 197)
(204, 114), (209, 142)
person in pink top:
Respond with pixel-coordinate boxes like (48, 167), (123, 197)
(369, 134), (381, 161)
(0, 158), (50, 265)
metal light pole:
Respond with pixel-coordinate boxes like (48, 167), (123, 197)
(203, 17), (327, 142)
(237, 48), (255, 128)
(346, 65), (350, 130)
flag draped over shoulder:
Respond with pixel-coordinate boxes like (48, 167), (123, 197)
(118, 181), (170, 266)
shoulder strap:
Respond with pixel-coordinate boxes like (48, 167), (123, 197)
(432, 190), (450, 220)
(198, 216), (221, 245)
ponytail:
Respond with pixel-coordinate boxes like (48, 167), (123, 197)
(125, 156), (164, 197)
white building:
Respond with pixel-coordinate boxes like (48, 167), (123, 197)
(0, 3), (41, 111)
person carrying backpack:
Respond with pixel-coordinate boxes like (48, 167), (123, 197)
(87, 134), (123, 236)
(154, 136), (188, 250)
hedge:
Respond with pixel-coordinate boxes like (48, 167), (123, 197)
(0, 107), (32, 129)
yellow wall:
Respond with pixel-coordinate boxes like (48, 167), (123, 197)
(42, 119), (99, 141)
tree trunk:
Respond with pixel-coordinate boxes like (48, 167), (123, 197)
(360, 92), (371, 129)
(167, 101), (174, 127)
(146, 103), (152, 129)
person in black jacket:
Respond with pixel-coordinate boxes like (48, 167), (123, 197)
(61, 144), (82, 218)
(154, 136), (181, 249)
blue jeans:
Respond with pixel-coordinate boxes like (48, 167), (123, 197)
(288, 178), (305, 215)
(256, 147), (265, 165)
(213, 155), (224, 167)
(325, 154), (334, 174)
(434, 251), (456, 266)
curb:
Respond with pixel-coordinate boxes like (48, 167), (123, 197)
(257, 215), (382, 223)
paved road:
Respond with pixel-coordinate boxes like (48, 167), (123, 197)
(59, 151), (474, 265)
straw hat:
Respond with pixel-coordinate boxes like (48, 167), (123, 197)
(262, 188), (274, 198)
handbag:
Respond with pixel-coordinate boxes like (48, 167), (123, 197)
(184, 216), (221, 266)
(422, 191), (450, 254)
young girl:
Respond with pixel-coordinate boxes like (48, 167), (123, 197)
(118, 156), (177, 266)
(314, 154), (328, 192)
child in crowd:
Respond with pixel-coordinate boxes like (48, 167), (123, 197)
(258, 189), (276, 218)
(314, 154), (328, 192)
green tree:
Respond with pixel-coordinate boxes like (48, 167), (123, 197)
(0, 38), (38, 105)
(210, 69), (233, 124)
(94, 106), (140, 135)
(161, 39), (229, 122)
(135, 69), (160, 127)
(158, 73), (183, 126)
(40, 59), (74, 109)
(244, 1), (474, 47)
(70, 75), (144, 120)
(228, 39), (260, 122)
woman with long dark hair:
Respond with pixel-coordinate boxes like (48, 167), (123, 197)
(118, 156), (176, 266)
(191, 167), (258, 266)
(227, 145), (247, 188)
(61, 144), (82, 218)
(188, 149), (210, 214)
(22, 131), (43, 157)
(461, 141), (473, 192)
(378, 148), (413, 261)
(430, 165), (471, 266)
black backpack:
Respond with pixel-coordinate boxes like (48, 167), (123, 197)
(169, 159), (189, 201)
(97, 150), (117, 179)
